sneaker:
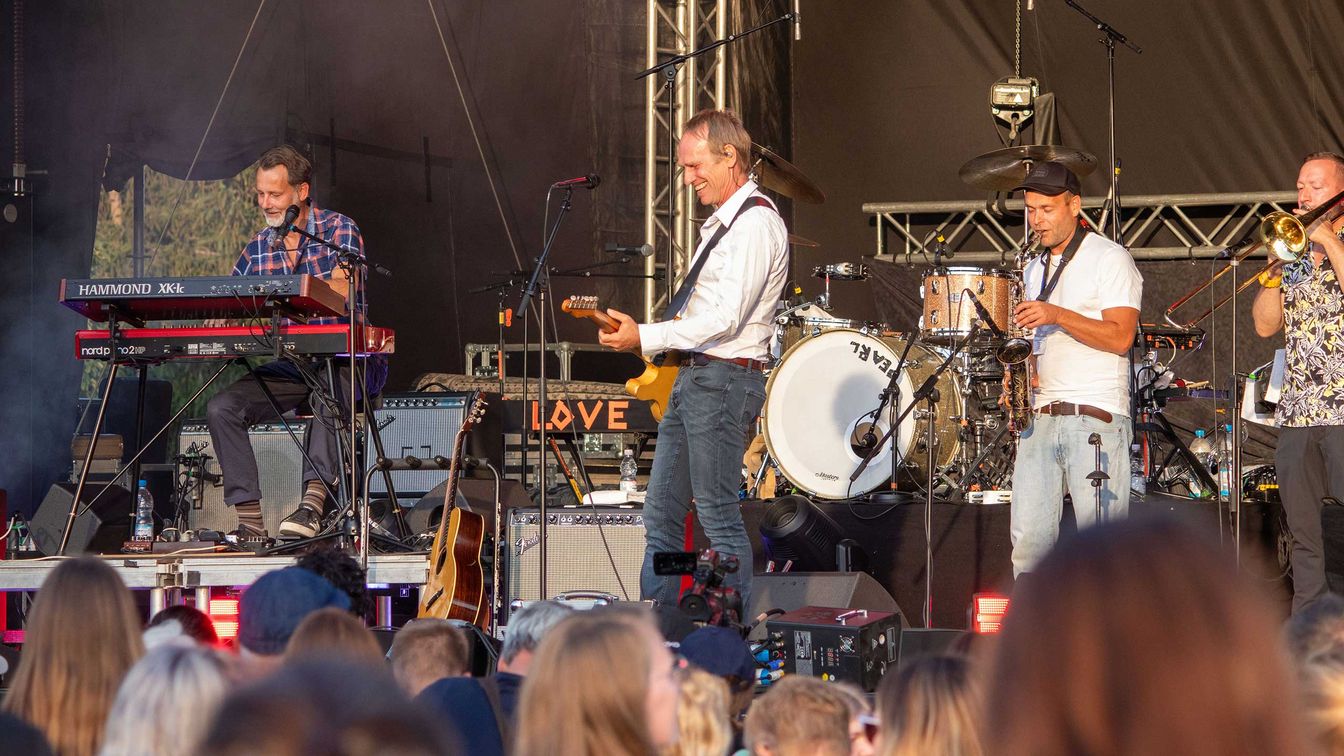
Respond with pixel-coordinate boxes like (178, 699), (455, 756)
(278, 505), (323, 539)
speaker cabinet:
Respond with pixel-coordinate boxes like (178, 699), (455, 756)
(506, 507), (646, 608)
(746, 572), (902, 637)
(31, 482), (134, 555)
(178, 420), (310, 535)
(366, 393), (476, 497)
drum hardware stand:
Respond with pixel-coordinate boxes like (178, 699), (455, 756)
(920, 393), (938, 627)
(1131, 354), (1219, 497)
(1064, 0), (1140, 244)
(1087, 432), (1108, 523)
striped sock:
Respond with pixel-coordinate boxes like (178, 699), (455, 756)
(301, 480), (327, 514)
(234, 501), (264, 536)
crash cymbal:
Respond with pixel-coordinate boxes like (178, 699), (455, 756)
(958, 145), (1098, 192)
(788, 233), (820, 248)
(751, 143), (826, 204)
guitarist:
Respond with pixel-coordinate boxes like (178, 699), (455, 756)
(597, 109), (788, 611)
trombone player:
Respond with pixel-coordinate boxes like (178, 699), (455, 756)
(1253, 151), (1344, 613)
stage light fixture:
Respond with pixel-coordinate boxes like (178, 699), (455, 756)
(760, 494), (859, 571)
(971, 592), (1011, 634)
(990, 76), (1039, 140)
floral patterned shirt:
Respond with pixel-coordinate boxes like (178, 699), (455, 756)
(1279, 234), (1344, 426)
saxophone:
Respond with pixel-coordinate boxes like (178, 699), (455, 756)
(999, 234), (1040, 434)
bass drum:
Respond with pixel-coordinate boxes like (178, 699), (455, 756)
(762, 330), (962, 500)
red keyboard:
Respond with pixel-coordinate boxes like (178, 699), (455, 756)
(75, 323), (395, 362)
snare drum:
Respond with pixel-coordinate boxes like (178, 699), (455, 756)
(762, 329), (962, 499)
(920, 267), (1015, 345)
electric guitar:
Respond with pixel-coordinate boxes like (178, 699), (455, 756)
(561, 295), (677, 421)
(417, 394), (490, 627)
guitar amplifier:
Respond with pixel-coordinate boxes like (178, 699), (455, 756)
(507, 506), (647, 607)
(367, 392), (476, 497)
(178, 420), (310, 535)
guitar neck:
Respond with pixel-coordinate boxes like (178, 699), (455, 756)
(582, 310), (620, 334)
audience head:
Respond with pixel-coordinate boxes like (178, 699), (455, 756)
(666, 668), (733, 756)
(2, 557), (143, 756)
(296, 548), (371, 618)
(744, 676), (858, 756)
(678, 623), (757, 720)
(388, 618), (471, 697)
(284, 607), (384, 667)
(199, 659), (455, 756)
(1302, 650), (1344, 755)
(500, 599), (577, 675)
(874, 654), (982, 756)
(515, 608), (680, 756)
(984, 516), (1308, 756)
(1288, 593), (1344, 664)
(0, 712), (53, 756)
(238, 567), (350, 656)
(145, 604), (219, 648)
(99, 644), (231, 756)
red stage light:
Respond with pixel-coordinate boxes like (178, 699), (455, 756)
(971, 593), (1010, 634)
(208, 595), (240, 641)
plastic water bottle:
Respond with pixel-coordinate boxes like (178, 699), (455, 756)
(619, 448), (639, 494)
(1218, 423), (1236, 503)
(133, 479), (155, 541)
(1188, 429), (1215, 498)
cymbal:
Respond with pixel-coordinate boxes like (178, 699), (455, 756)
(751, 143), (826, 204)
(788, 233), (820, 248)
(958, 145), (1098, 192)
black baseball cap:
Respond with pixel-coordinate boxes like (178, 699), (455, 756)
(1013, 161), (1081, 196)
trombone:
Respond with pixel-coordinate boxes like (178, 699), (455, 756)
(1163, 188), (1344, 328)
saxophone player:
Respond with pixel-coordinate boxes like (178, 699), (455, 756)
(1008, 162), (1143, 576)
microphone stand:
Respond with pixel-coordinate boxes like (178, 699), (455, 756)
(852, 331), (918, 502)
(515, 186), (578, 601)
(1086, 432), (1108, 524)
(850, 323), (979, 486)
(1065, 0), (1140, 244)
(636, 11), (795, 308)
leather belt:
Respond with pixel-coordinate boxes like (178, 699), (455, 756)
(681, 352), (769, 372)
(1036, 401), (1113, 424)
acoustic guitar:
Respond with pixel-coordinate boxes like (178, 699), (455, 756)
(561, 295), (677, 421)
(417, 394), (490, 627)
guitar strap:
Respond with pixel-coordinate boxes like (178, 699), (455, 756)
(660, 194), (776, 321)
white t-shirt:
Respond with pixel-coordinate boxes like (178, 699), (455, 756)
(1023, 231), (1142, 418)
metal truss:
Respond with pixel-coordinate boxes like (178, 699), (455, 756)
(862, 191), (1298, 266)
(643, 0), (729, 320)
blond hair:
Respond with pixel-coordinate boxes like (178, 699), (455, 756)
(284, 607), (384, 667)
(3, 558), (144, 756)
(876, 655), (983, 756)
(388, 618), (471, 696)
(99, 644), (231, 756)
(514, 611), (662, 756)
(743, 676), (853, 756)
(664, 668), (732, 756)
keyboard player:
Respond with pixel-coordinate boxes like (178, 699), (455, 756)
(205, 145), (387, 540)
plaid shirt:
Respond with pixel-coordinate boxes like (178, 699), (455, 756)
(231, 203), (387, 394)
(231, 203), (367, 326)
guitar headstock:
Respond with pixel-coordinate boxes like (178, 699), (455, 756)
(562, 295), (602, 318)
(463, 394), (488, 432)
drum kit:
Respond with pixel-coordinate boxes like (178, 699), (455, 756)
(748, 143), (1100, 502)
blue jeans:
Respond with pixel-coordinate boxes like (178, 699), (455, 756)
(1010, 411), (1133, 575)
(640, 361), (766, 611)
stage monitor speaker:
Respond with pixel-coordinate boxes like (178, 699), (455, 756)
(746, 572), (901, 639)
(506, 507), (646, 611)
(178, 420), (310, 536)
(31, 482), (134, 555)
(367, 393), (476, 498)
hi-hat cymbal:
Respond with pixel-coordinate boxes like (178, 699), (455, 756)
(751, 143), (826, 204)
(958, 145), (1098, 192)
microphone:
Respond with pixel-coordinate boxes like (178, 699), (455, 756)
(272, 204), (301, 248)
(792, 0), (801, 40)
(552, 174), (601, 190)
(966, 291), (1007, 339)
(605, 243), (654, 258)
(1088, 433), (1102, 446)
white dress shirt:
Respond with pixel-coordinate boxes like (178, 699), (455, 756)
(638, 180), (789, 361)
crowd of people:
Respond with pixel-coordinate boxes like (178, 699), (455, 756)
(1, 516), (1343, 755)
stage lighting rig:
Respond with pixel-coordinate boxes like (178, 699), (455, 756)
(989, 76), (1039, 141)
